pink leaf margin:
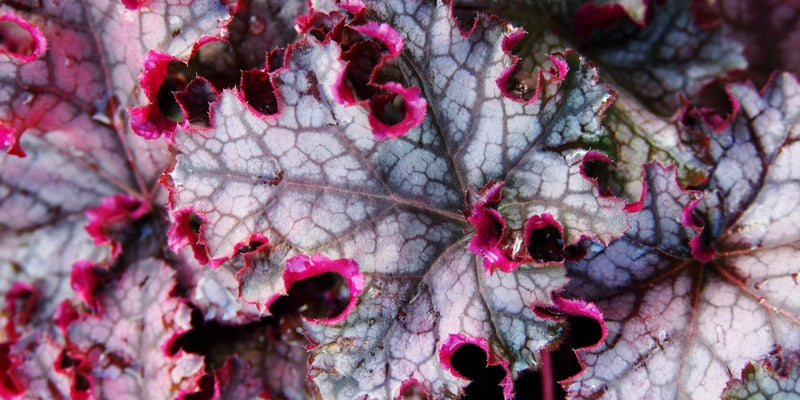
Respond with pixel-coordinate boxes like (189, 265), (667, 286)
(128, 36), (224, 142)
(0, 13), (47, 62)
(282, 254), (365, 325)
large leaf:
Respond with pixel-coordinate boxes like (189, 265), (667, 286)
(0, 0), (229, 328)
(565, 73), (800, 399)
(166, 0), (628, 397)
(0, 1), (231, 397)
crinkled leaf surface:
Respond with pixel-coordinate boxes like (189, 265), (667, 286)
(723, 355), (800, 400)
(0, 0), (229, 331)
(600, 93), (708, 200)
(65, 258), (205, 399)
(167, 0), (628, 397)
(565, 74), (800, 399)
(0, 2), (231, 397)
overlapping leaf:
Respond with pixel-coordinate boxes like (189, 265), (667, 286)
(565, 73), (800, 399)
(496, 0), (746, 116)
(63, 258), (205, 399)
(707, 0), (800, 88)
(723, 354), (800, 399)
(0, 0), (229, 331)
(166, 0), (629, 397)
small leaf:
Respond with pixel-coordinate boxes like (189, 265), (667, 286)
(723, 354), (800, 400)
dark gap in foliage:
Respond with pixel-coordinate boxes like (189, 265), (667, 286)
(512, 369), (539, 399)
(182, 373), (216, 400)
(522, 315), (604, 399)
(342, 40), (383, 101)
(0, 342), (22, 395)
(682, 77), (743, 133)
(174, 78), (216, 128)
(451, 344), (486, 380)
(567, 315), (603, 350)
(339, 25), (368, 52)
(188, 212), (203, 232)
(266, 47), (285, 72)
(370, 93), (406, 126)
(452, 344), (506, 399)
(241, 70), (278, 116)
(451, 5), (480, 33)
(170, 309), (275, 369)
(582, 158), (624, 198)
(189, 41), (242, 90)
(157, 61), (192, 122)
(562, 242), (587, 261)
(275, 271), (350, 320)
(237, 239), (265, 254)
(0, 20), (35, 57)
(57, 351), (79, 370)
(572, 2), (631, 44)
(696, 80), (736, 116)
(527, 222), (564, 263)
(503, 73), (537, 102)
(115, 213), (166, 269)
(74, 374), (91, 392)
(5, 284), (38, 336)
(227, 0), (309, 71)
(500, 51), (538, 101)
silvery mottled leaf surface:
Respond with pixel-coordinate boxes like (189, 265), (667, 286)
(166, 1), (627, 397)
(565, 74), (800, 400)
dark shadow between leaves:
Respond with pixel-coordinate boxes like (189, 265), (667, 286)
(453, 344), (506, 399)
(272, 271), (350, 321)
(517, 315), (603, 400)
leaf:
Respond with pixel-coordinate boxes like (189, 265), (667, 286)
(0, 3), (234, 398)
(565, 73), (800, 399)
(166, 1), (628, 397)
(723, 354), (800, 399)
(63, 258), (205, 399)
(704, 0), (800, 88)
(3, 333), (72, 399)
(0, 0), (230, 330)
(507, 0), (747, 116)
(600, 93), (709, 200)
(174, 242), (264, 325)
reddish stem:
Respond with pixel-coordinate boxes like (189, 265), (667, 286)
(540, 349), (554, 400)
